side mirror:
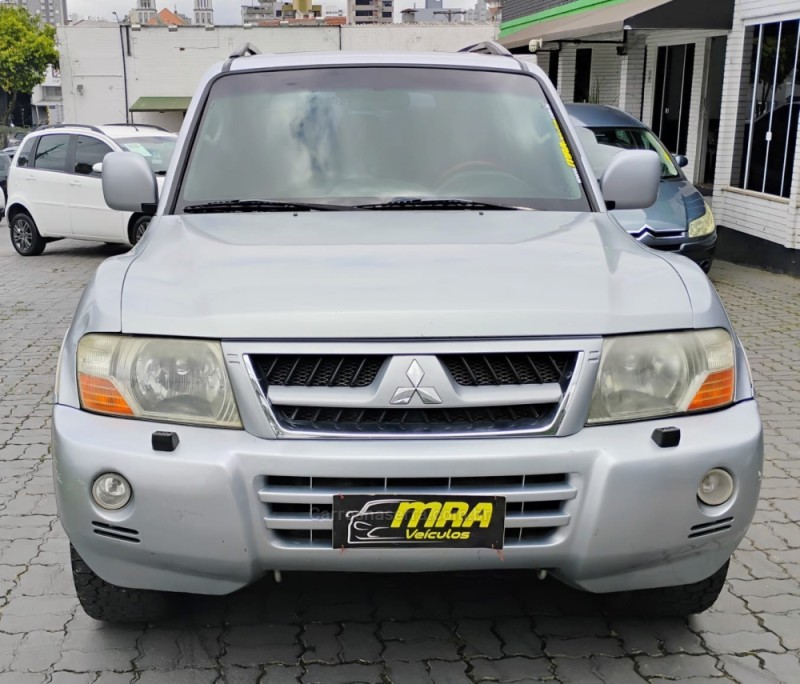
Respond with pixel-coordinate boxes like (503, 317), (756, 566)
(599, 150), (661, 210)
(92, 162), (103, 175)
(674, 154), (689, 168)
(101, 151), (158, 214)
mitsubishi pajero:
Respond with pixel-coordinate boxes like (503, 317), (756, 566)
(52, 43), (763, 623)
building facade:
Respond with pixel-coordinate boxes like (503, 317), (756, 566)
(500, 0), (800, 274)
(194, 0), (213, 25)
(30, 65), (62, 124)
(0, 0), (68, 25)
(348, 0), (394, 24)
(131, 0), (157, 25)
(241, 1), (278, 24)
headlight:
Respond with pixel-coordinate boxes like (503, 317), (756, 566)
(588, 329), (735, 425)
(688, 203), (715, 237)
(77, 334), (242, 428)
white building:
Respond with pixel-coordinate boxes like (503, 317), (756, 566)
(30, 65), (62, 125)
(56, 23), (498, 131)
(194, 0), (214, 25)
(241, 1), (278, 24)
(131, 0), (157, 25)
(500, 0), (800, 275)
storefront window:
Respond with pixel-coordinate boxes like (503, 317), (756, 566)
(736, 19), (800, 198)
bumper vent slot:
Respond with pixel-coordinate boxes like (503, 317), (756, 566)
(688, 517), (734, 539)
(92, 521), (140, 544)
(260, 473), (576, 549)
(440, 352), (575, 386)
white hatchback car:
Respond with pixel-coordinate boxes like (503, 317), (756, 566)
(6, 124), (177, 256)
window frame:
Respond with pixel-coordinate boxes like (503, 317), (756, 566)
(736, 16), (800, 198)
(166, 64), (601, 215)
(72, 134), (114, 177)
(15, 136), (39, 169)
(30, 133), (73, 174)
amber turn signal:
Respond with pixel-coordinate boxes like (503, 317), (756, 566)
(688, 368), (735, 411)
(78, 373), (134, 416)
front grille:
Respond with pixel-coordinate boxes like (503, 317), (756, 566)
(273, 403), (555, 434)
(440, 353), (574, 386)
(253, 355), (386, 388)
(259, 473), (576, 548)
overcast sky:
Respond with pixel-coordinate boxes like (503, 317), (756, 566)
(67, 0), (479, 23)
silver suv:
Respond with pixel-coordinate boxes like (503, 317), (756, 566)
(53, 43), (762, 623)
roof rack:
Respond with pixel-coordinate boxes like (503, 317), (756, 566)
(222, 42), (261, 73)
(459, 41), (513, 57)
(102, 123), (170, 132)
(229, 42), (261, 59)
(38, 123), (105, 135)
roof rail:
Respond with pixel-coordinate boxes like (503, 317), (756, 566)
(458, 41), (513, 57)
(102, 123), (170, 132)
(38, 123), (105, 135)
(223, 42), (261, 72)
(229, 42), (261, 59)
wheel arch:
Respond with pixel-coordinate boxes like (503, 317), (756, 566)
(126, 212), (148, 245)
(6, 202), (34, 225)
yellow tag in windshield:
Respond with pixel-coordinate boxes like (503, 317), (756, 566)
(552, 119), (576, 169)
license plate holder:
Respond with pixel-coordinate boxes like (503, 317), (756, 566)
(332, 494), (505, 549)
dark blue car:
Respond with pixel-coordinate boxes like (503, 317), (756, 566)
(567, 103), (716, 273)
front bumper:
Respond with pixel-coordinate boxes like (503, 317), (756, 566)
(53, 400), (762, 596)
(639, 231), (717, 269)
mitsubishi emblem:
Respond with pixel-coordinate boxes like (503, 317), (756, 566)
(390, 359), (442, 405)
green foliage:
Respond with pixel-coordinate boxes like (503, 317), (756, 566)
(0, 5), (59, 124)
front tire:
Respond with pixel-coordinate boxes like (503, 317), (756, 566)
(130, 215), (151, 245)
(10, 212), (46, 256)
(605, 560), (729, 617)
(71, 545), (174, 623)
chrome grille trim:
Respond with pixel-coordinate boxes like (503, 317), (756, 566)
(227, 338), (601, 439)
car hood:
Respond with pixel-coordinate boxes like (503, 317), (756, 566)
(611, 179), (702, 235)
(120, 212), (693, 338)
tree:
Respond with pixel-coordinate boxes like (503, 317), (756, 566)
(0, 5), (58, 127)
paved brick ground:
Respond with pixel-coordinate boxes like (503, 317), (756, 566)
(0, 233), (798, 683)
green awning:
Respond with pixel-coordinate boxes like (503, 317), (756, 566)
(129, 96), (192, 112)
(500, 0), (670, 45)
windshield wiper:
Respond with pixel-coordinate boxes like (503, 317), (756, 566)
(351, 198), (533, 211)
(182, 199), (347, 213)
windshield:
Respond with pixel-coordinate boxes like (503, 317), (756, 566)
(178, 67), (589, 211)
(116, 136), (176, 174)
(583, 126), (680, 179)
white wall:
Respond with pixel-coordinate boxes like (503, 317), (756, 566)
(548, 33), (622, 107)
(57, 24), (498, 131)
(712, 0), (800, 249)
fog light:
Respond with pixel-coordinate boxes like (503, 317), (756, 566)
(91, 473), (132, 510)
(697, 468), (734, 506)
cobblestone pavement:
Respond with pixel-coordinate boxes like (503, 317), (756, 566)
(0, 233), (798, 684)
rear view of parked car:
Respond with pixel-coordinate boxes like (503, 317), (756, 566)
(5, 124), (177, 256)
(568, 104), (716, 273)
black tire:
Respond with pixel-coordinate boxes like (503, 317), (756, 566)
(10, 212), (46, 256)
(130, 215), (151, 245)
(604, 560), (729, 617)
(71, 545), (174, 623)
